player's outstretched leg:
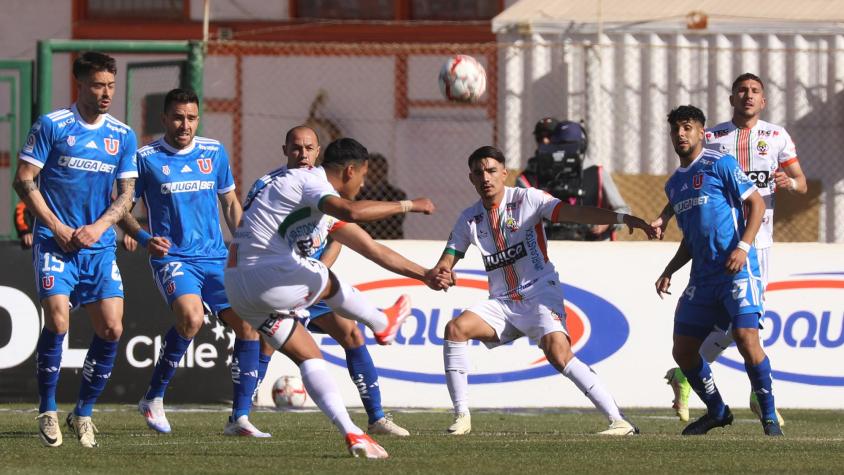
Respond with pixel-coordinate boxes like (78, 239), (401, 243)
(36, 328), (66, 447)
(224, 338), (271, 438)
(443, 340), (471, 435)
(139, 326), (191, 433)
(321, 272), (410, 345)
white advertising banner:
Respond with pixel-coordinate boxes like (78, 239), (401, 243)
(258, 241), (844, 409)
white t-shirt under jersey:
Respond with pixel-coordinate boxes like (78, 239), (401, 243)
(704, 119), (798, 249)
(446, 186), (563, 301)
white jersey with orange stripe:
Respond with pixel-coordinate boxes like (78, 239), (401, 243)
(445, 187), (562, 301)
(703, 119), (798, 249)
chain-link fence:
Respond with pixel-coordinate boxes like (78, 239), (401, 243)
(201, 36), (839, 242)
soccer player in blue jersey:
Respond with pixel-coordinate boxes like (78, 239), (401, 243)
(282, 126), (409, 436)
(14, 52), (138, 448)
(119, 88), (273, 437)
(655, 105), (783, 436)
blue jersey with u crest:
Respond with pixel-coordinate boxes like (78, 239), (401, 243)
(136, 136), (235, 260)
(19, 104), (138, 253)
(665, 148), (760, 285)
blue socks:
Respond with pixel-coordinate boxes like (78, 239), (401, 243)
(74, 335), (118, 417)
(345, 344), (384, 424)
(145, 327), (193, 400)
(256, 352), (271, 393)
(681, 358), (727, 418)
(36, 328), (65, 413)
(231, 339), (259, 420)
(746, 356), (777, 422)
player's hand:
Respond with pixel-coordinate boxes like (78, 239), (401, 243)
(20, 233), (33, 250)
(72, 222), (107, 249)
(773, 170), (795, 191)
(725, 248), (747, 275)
(623, 215), (659, 240)
(410, 198), (436, 215)
(123, 233), (138, 252)
(650, 216), (667, 240)
(590, 224), (610, 236)
(423, 266), (455, 291)
(655, 274), (672, 299)
(147, 236), (171, 258)
(52, 222), (78, 252)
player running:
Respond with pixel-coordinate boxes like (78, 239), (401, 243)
(15, 52), (138, 448)
(225, 137), (448, 458)
(120, 88), (275, 437)
(654, 74), (805, 425)
(280, 125), (410, 436)
(427, 145), (656, 436)
(656, 105), (782, 436)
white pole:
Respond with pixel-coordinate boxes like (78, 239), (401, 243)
(203, 0), (211, 45)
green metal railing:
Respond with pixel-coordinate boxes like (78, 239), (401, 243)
(0, 60), (32, 240)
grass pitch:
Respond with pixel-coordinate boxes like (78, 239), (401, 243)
(1, 405), (843, 474)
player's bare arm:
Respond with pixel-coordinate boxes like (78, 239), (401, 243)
(726, 189), (765, 275)
(319, 239), (343, 268)
(13, 161), (77, 252)
(72, 177), (135, 248)
(330, 222), (450, 291)
(655, 239), (691, 299)
(651, 202), (675, 240)
(320, 195), (435, 223)
(426, 252), (458, 289)
(218, 190), (243, 235)
(553, 203), (658, 239)
(117, 206), (170, 258)
(774, 160), (808, 195)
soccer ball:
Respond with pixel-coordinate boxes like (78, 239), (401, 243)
(438, 54), (487, 103)
(272, 375), (308, 408)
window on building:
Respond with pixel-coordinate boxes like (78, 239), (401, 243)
(85, 0), (187, 20)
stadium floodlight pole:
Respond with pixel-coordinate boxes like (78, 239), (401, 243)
(35, 39), (199, 116)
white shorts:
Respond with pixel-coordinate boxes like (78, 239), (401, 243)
(224, 256), (328, 348)
(466, 283), (568, 349)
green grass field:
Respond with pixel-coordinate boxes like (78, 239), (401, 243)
(2, 405), (843, 474)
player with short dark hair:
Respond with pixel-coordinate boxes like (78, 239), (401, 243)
(427, 145), (656, 436)
(656, 105), (783, 436)
(655, 74), (805, 425)
(120, 87), (275, 438)
(15, 51), (138, 448)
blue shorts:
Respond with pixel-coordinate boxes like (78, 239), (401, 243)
(151, 257), (230, 315)
(34, 243), (123, 305)
(674, 276), (764, 339)
(300, 301), (333, 333)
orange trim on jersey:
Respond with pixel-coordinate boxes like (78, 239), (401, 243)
(328, 220), (348, 233)
(550, 201), (564, 223)
(488, 206), (522, 300)
(534, 222), (549, 262)
(736, 128), (751, 170)
(779, 157), (799, 168)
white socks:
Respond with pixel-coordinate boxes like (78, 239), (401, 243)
(299, 358), (363, 436)
(699, 329), (735, 363)
(444, 340), (470, 414)
(323, 278), (388, 333)
(562, 357), (623, 422)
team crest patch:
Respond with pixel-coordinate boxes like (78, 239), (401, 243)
(67, 136), (76, 146)
(104, 138), (120, 155)
(165, 280), (176, 295)
(162, 165), (170, 176)
(197, 158), (213, 174)
(693, 173), (704, 190)
(41, 276), (54, 290)
(504, 216), (519, 232)
(756, 140), (769, 155)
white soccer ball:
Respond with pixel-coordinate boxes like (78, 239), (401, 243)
(272, 375), (308, 408)
(438, 54), (487, 103)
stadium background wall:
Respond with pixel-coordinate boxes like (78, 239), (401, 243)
(2, 241), (843, 409)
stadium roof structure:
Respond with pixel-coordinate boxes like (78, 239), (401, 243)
(493, 0), (844, 35)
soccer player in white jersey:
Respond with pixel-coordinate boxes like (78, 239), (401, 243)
(225, 137), (447, 458)
(653, 74), (807, 424)
(119, 88), (274, 437)
(426, 146), (657, 436)
(280, 126), (410, 436)
(14, 52), (138, 448)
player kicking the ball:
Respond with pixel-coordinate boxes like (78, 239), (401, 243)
(427, 146), (656, 436)
(224, 137), (450, 458)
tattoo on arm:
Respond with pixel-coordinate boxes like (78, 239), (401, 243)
(13, 179), (38, 199)
(117, 212), (143, 238)
(101, 178), (135, 226)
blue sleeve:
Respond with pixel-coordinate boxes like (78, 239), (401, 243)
(134, 153), (145, 200)
(19, 116), (53, 167)
(717, 155), (757, 202)
(216, 145), (235, 194)
(117, 130), (139, 179)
